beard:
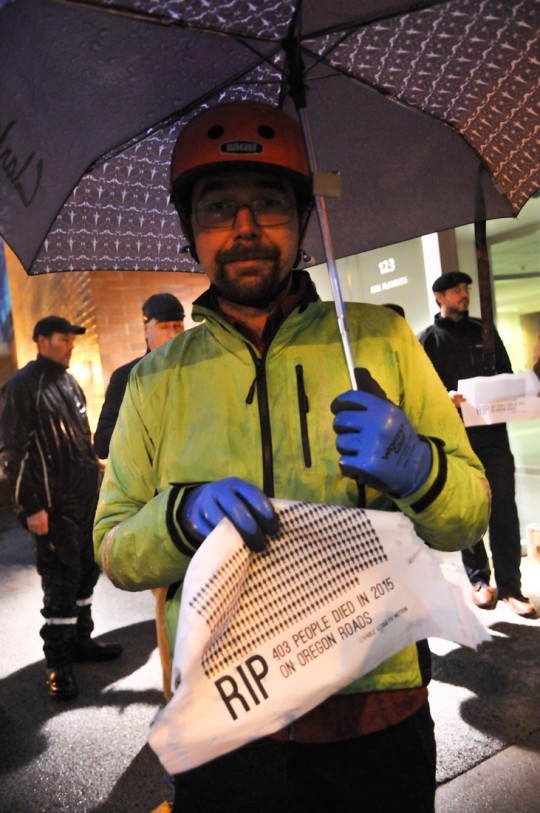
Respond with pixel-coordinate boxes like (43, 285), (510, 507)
(449, 302), (469, 319)
(212, 244), (291, 309)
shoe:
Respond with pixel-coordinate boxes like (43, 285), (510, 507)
(45, 664), (78, 699)
(71, 639), (123, 662)
(500, 595), (537, 618)
(471, 583), (497, 609)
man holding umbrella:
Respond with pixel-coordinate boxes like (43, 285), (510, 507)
(94, 101), (489, 812)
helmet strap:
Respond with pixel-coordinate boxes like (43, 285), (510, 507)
(179, 243), (200, 264)
(295, 248), (313, 267)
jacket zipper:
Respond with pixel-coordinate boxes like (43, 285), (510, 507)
(295, 364), (312, 468)
(246, 352), (314, 494)
(247, 348), (274, 498)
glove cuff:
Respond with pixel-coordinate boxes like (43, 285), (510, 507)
(166, 483), (206, 556)
(408, 438), (448, 513)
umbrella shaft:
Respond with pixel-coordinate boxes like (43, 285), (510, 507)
(297, 108), (357, 389)
(315, 196), (358, 390)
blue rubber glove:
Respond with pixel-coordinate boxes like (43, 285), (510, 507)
(331, 389), (432, 498)
(180, 477), (279, 553)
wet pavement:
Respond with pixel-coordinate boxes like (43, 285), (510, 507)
(0, 507), (539, 813)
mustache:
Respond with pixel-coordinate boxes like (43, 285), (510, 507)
(216, 245), (280, 265)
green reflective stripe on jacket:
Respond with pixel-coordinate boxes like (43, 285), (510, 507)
(94, 292), (489, 694)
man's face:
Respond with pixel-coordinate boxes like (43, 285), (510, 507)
(38, 332), (76, 368)
(144, 319), (185, 352)
(435, 283), (470, 320)
(190, 170), (300, 308)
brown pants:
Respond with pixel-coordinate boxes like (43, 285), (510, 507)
(152, 586), (172, 701)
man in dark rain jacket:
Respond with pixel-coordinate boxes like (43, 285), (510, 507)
(93, 292), (184, 701)
(94, 292), (185, 460)
(0, 315), (121, 699)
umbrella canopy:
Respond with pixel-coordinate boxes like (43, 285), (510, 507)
(0, 0), (538, 278)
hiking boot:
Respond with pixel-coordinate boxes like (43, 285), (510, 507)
(71, 639), (123, 662)
(45, 664), (78, 700)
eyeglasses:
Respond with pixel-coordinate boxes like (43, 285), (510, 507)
(193, 193), (295, 230)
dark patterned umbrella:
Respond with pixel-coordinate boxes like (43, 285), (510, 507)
(0, 0), (538, 281)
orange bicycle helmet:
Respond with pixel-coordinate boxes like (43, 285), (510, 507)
(170, 100), (313, 237)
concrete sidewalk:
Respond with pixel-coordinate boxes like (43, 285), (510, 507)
(436, 728), (540, 812)
(431, 552), (540, 812)
(1, 507), (539, 812)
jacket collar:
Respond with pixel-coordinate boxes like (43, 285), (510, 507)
(193, 269), (319, 351)
(36, 353), (69, 375)
(435, 311), (470, 329)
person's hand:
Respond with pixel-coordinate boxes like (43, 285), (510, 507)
(448, 390), (466, 408)
(180, 477), (279, 553)
(331, 389), (432, 498)
(26, 509), (49, 535)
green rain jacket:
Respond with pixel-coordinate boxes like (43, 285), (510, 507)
(94, 277), (489, 695)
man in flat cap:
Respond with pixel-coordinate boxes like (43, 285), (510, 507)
(419, 272), (536, 618)
(0, 315), (122, 700)
(94, 292), (184, 699)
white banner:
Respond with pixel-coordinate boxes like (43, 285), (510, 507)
(458, 370), (540, 427)
(149, 500), (489, 774)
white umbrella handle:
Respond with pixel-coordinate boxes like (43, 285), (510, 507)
(297, 107), (358, 390)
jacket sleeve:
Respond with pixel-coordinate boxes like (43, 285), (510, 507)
(93, 368), (129, 459)
(93, 373), (194, 592)
(387, 324), (490, 550)
(494, 328), (513, 374)
(0, 376), (45, 517)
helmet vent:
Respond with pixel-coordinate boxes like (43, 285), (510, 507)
(207, 125), (225, 139)
(258, 125), (275, 139)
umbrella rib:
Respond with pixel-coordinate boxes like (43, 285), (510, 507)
(298, 0), (466, 78)
(49, 0), (461, 53)
(300, 48), (505, 201)
(300, 45), (473, 145)
(49, 0), (471, 129)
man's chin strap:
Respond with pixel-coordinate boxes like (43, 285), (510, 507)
(295, 248), (313, 266)
(179, 243), (199, 263)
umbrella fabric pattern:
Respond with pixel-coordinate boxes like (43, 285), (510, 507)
(0, 0), (538, 276)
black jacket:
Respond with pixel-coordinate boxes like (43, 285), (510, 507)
(418, 313), (513, 441)
(418, 313), (513, 390)
(0, 355), (98, 518)
(93, 357), (142, 459)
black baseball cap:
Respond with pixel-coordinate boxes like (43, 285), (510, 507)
(142, 293), (185, 323)
(32, 316), (86, 341)
(432, 271), (473, 293)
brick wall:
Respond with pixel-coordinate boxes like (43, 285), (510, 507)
(89, 270), (207, 391)
(3, 244), (208, 432)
